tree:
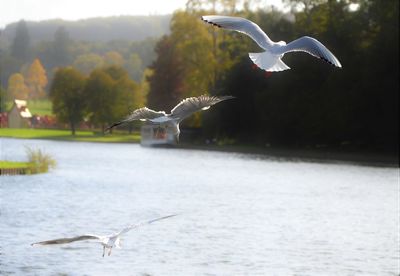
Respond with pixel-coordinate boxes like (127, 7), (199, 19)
(49, 67), (86, 135)
(73, 53), (104, 75)
(26, 58), (48, 99)
(103, 51), (124, 66)
(0, 85), (7, 112)
(52, 26), (72, 67)
(7, 73), (29, 100)
(11, 20), (30, 61)
(125, 53), (143, 82)
(147, 36), (186, 112)
(84, 66), (137, 133)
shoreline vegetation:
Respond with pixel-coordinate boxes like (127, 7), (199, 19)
(0, 146), (56, 175)
(0, 128), (398, 167)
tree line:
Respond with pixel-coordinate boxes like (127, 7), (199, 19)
(1, 0), (398, 154)
(50, 65), (146, 135)
(147, 0), (399, 153)
(0, 19), (161, 87)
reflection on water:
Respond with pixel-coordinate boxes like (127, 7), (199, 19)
(0, 138), (399, 275)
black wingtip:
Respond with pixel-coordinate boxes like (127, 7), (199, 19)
(105, 122), (122, 133)
(201, 17), (222, 28)
(221, 95), (236, 101)
(319, 56), (337, 67)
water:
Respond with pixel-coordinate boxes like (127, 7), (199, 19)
(0, 138), (399, 275)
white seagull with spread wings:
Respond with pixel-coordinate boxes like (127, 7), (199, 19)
(202, 15), (342, 72)
(31, 214), (177, 257)
(106, 95), (234, 141)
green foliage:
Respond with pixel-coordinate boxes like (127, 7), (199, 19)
(84, 66), (139, 132)
(25, 146), (56, 174)
(50, 67), (86, 135)
(0, 85), (7, 112)
(73, 53), (104, 75)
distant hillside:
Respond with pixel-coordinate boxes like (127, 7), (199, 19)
(0, 15), (171, 45)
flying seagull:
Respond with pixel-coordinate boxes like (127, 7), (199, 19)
(31, 214), (177, 257)
(201, 15), (342, 72)
(106, 95), (235, 141)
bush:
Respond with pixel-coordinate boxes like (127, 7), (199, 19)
(25, 146), (56, 174)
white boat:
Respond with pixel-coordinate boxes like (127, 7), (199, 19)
(140, 124), (177, 147)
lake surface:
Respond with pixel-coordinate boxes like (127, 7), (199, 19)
(0, 138), (399, 275)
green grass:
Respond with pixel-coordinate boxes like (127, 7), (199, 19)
(0, 161), (31, 169)
(28, 99), (53, 116)
(0, 128), (141, 143)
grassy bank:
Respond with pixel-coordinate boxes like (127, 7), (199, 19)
(0, 128), (140, 143)
(0, 161), (31, 169)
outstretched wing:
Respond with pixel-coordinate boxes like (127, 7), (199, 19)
(170, 95), (235, 122)
(117, 214), (178, 236)
(31, 234), (100, 246)
(202, 15), (274, 50)
(280, 36), (342, 68)
(106, 107), (166, 132)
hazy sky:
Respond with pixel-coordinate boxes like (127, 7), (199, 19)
(0, 0), (284, 28)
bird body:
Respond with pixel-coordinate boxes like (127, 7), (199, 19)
(201, 15), (342, 72)
(31, 214), (177, 257)
(106, 95), (235, 141)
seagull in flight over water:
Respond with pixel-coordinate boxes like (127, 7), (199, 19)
(202, 15), (342, 72)
(106, 95), (235, 141)
(31, 214), (177, 257)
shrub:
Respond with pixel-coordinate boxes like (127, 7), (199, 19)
(25, 146), (56, 174)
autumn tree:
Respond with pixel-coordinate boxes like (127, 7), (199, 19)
(49, 67), (86, 135)
(26, 58), (48, 99)
(7, 73), (29, 100)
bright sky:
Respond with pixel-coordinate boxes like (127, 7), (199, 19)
(0, 0), (284, 28)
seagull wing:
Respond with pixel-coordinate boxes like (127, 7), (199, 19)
(202, 15), (274, 50)
(280, 36), (342, 68)
(106, 107), (166, 132)
(170, 95), (235, 122)
(117, 214), (178, 236)
(31, 234), (101, 246)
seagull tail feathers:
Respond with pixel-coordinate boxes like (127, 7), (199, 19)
(249, 51), (290, 72)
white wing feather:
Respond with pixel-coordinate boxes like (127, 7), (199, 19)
(202, 15), (274, 50)
(170, 95), (235, 122)
(106, 107), (166, 131)
(280, 36), (342, 68)
(116, 214), (178, 236)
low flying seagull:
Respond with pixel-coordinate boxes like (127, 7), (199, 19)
(31, 214), (177, 257)
(202, 15), (342, 72)
(106, 95), (235, 141)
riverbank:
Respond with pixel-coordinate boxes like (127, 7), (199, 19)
(1, 128), (397, 167)
(176, 143), (399, 167)
(0, 128), (140, 143)
(0, 161), (32, 175)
